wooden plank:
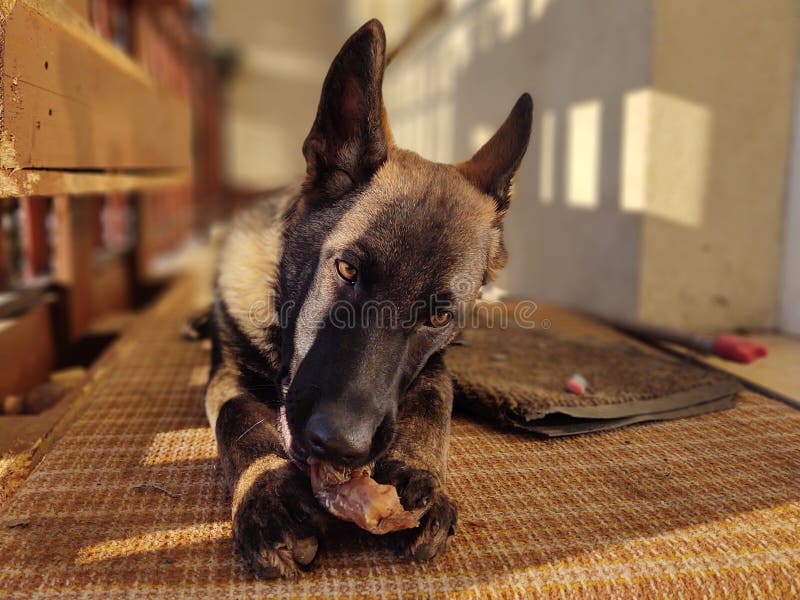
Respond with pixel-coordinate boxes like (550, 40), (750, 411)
(0, 0), (191, 170)
(52, 195), (94, 340)
(0, 214), (7, 288)
(1, 262), (204, 499)
(0, 302), (54, 396)
(49, 198), (133, 339)
(135, 183), (193, 279)
(19, 196), (48, 278)
(102, 191), (131, 250)
(0, 167), (190, 198)
(89, 194), (103, 249)
(90, 251), (131, 315)
(0, 365), (87, 507)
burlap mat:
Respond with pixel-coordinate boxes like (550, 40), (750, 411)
(447, 303), (741, 435)
(1, 282), (798, 598)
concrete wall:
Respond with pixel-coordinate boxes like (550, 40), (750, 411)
(639, 0), (799, 331)
(385, 0), (799, 332)
(210, 2), (352, 187)
(210, 1), (435, 189)
(780, 61), (800, 336)
(384, 0), (653, 319)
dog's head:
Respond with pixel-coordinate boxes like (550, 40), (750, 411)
(278, 20), (532, 467)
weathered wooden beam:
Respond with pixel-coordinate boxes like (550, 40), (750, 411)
(0, 167), (191, 198)
(0, 302), (54, 396)
(0, 212), (7, 288)
(0, 0), (192, 170)
(19, 196), (48, 278)
(52, 195), (93, 341)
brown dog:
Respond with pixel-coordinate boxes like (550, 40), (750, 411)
(206, 19), (532, 577)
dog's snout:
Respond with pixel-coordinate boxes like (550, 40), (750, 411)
(304, 413), (373, 465)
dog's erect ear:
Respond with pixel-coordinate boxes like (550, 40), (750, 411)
(456, 94), (533, 214)
(302, 19), (390, 200)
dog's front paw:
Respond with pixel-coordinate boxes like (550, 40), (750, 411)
(376, 460), (458, 561)
(404, 489), (457, 560)
(233, 464), (327, 578)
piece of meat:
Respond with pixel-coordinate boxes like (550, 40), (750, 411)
(309, 458), (426, 534)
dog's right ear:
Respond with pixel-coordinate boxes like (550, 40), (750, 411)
(302, 20), (389, 201)
(456, 94), (533, 215)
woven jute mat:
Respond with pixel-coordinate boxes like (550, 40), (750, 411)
(1, 281), (799, 598)
(447, 301), (741, 436)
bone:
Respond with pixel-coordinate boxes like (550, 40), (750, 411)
(309, 458), (426, 534)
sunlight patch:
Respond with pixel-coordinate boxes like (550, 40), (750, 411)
(76, 521), (229, 564)
(142, 428), (217, 465)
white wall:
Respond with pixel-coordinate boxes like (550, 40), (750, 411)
(384, 0), (798, 331)
(210, 1), (436, 189)
(780, 63), (800, 336)
(637, 0), (798, 332)
(383, 0), (653, 318)
(210, 2), (353, 187)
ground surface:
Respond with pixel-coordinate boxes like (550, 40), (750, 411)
(0, 277), (799, 598)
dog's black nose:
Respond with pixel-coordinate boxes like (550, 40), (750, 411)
(304, 415), (371, 465)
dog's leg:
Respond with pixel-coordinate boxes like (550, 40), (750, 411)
(375, 352), (458, 560)
(207, 361), (328, 578)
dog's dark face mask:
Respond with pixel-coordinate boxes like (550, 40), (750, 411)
(276, 20), (532, 468)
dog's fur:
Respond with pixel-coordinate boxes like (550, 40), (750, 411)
(206, 19), (532, 578)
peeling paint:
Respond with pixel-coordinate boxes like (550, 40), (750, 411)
(0, 129), (17, 168)
(22, 169), (38, 194)
(0, 168), (38, 197)
(0, 168), (188, 199)
(10, 76), (20, 106)
(0, 181), (15, 197)
(0, 0), (17, 20)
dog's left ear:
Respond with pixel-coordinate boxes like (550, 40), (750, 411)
(456, 94), (533, 214)
(302, 19), (390, 200)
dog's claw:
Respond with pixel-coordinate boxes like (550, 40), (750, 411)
(292, 536), (319, 565)
(406, 493), (458, 561)
(233, 467), (327, 579)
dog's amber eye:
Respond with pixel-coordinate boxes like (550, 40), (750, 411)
(335, 259), (358, 283)
(429, 310), (454, 328)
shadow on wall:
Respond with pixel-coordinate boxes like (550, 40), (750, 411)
(385, 0), (653, 319)
(384, 0), (795, 330)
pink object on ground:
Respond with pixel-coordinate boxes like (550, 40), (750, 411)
(600, 316), (769, 366)
(566, 373), (587, 395)
(712, 335), (768, 364)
